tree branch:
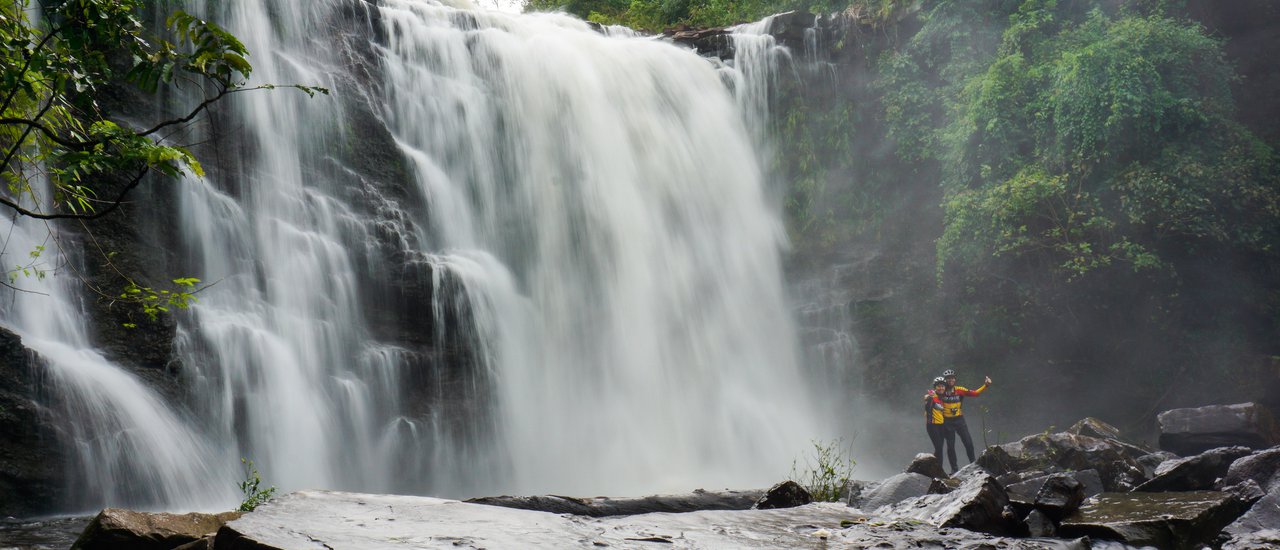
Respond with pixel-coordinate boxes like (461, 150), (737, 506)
(0, 25), (63, 116)
(0, 167), (149, 220)
(139, 83), (231, 137)
(0, 115), (96, 149)
(0, 94), (59, 175)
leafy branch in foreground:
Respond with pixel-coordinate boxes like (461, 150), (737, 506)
(789, 438), (857, 502)
(238, 458), (277, 512)
(0, 0), (327, 321)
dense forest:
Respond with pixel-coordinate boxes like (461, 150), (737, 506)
(532, 0), (1280, 440)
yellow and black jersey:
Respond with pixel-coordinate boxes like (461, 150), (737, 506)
(939, 384), (987, 419)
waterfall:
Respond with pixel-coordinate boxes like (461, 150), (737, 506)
(0, 189), (237, 512)
(2, 0), (834, 511)
(728, 15), (793, 142)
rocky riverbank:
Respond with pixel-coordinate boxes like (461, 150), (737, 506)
(43, 402), (1278, 550)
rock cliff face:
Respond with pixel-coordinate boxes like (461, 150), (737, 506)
(0, 328), (66, 517)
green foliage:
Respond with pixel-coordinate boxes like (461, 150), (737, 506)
(238, 458), (277, 512)
(789, 438), (857, 502)
(0, 0), (248, 218)
(525, 0), (915, 32)
(118, 277), (202, 328)
(0, 0), (327, 220)
(914, 0), (1280, 312)
(0, 0), (326, 322)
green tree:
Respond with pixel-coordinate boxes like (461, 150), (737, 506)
(0, 0), (324, 318)
(887, 0), (1280, 405)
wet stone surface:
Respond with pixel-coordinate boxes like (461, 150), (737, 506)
(214, 490), (1115, 549)
(0, 516), (92, 550)
(1059, 491), (1249, 550)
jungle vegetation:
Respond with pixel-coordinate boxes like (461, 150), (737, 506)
(528, 0), (1280, 425)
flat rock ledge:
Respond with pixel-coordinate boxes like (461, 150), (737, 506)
(213, 490), (1089, 549)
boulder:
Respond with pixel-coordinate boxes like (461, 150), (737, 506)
(839, 479), (872, 504)
(754, 480), (813, 510)
(1033, 473), (1085, 520)
(1109, 459), (1148, 492)
(1024, 508), (1057, 537)
(1217, 445), (1280, 491)
(996, 469), (1048, 488)
(1067, 417), (1122, 440)
(1133, 446), (1253, 492)
(1158, 402), (1280, 456)
(1073, 469), (1105, 498)
(1222, 529), (1280, 550)
(1222, 478), (1265, 506)
(666, 27), (733, 58)
(976, 432), (1146, 492)
(1005, 477), (1044, 509)
(468, 488), (765, 517)
(851, 472), (933, 511)
(1221, 480), (1280, 545)
(763, 10), (818, 47)
(1136, 450), (1178, 478)
(905, 452), (947, 479)
(875, 474), (1014, 535)
(71, 508), (241, 550)
(951, 462), (989, 482)
(1058, 491), (1251, 550)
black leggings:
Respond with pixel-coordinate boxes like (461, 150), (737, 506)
(943, 416), (976, 472)
(926, 423), (946, 460)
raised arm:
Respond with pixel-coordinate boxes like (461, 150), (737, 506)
(956, 377), (992, 396)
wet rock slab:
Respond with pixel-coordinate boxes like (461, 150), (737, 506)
(976, 432), (1147, 491)
(215, 490), (1089, 549)
(1221, 480), (1280, 548)
(850, 472), (932, 510)
(1133, 445), (1253, 492)
(873, 474), (1013, 535)
(1158, 402), (1280, 456)
(1058, 491), (1249, 550)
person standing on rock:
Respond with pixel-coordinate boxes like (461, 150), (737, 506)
(924, 377), (949, 464)
(939, 369), (991, 474)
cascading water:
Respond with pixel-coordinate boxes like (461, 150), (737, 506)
(1, 0), (835, 512)
(0, 192), (237, 511)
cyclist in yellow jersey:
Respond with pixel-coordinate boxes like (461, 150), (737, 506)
(923, 377), (948, 463)
(939, 369), (992, 474)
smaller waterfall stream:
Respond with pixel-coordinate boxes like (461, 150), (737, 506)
(0, 199), (236, 512)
